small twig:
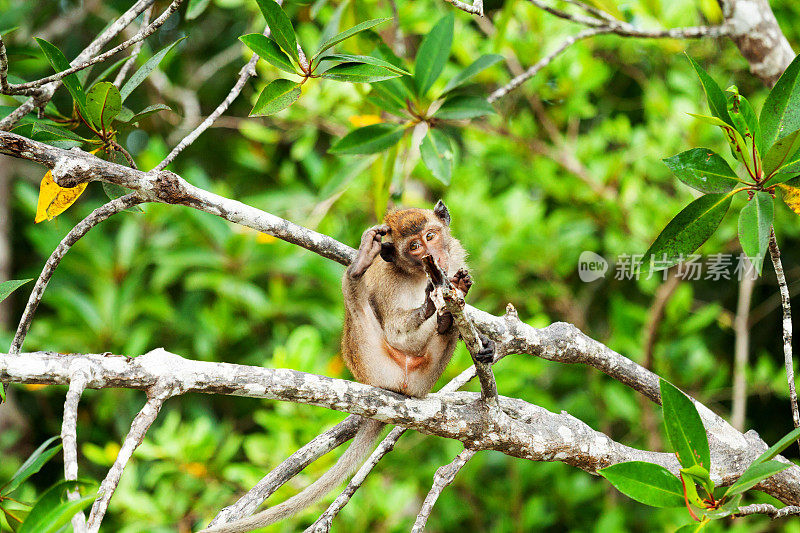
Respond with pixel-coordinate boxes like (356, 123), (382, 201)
(422, 256), (499, 405)
(411, 447), (476, 532)
(9, 193), (144, 354)
(732, 256), (757, 431)
(62, 370), (89, 533)
(305, 426), (404, 533)
(562, 0), (618, 23)
(86, 387), (174, 533)
(0, 35), (10, 93)
(110, 141), (138, 169)
(113, 5), (153, 87)
(444, 0), (483, 16)
(9, 0), (183, 93)
(768, 229), (800, 446)
(207, 416), (361, 526)
(735, 503), (800, 518)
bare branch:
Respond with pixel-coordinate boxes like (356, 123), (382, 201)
(86, 386), (175, 533)
(0, 36), (10, 93)
(411, 447), (476, 532)
(62, 371), (89, 533)
(113, 5), (154, 87)
(207, 416), (361, 526)
(444, 0), (484, 17)
(6, 0), (183, 94)
(768, 230), (799, 445)
(735, 503), (800, 518)
(4, 349), (800, 507)
(9, 193), (145, 354)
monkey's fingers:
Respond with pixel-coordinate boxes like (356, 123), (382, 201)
(474, 334), (495, 363)
(451, 268), (473, 295)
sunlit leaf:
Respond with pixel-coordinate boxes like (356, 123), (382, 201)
(254, 0), (299, 62)
(598, 462), (685, 508)
(414, 13), (454, 95)
(680, 464), (714, 497)
(34, 171), (89, 223)
(738, 191), (773, 275)
(239, 33), (296, 74)
(250, 79), (301, 116)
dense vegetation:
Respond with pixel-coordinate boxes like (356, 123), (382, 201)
(2, 0), (800, 530)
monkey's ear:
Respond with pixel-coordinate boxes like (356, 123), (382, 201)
(380, 242), (396, 263)
(434, 200), (450, 226)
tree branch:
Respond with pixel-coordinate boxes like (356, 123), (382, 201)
(112, 5), (154, 88)
(411, 447), (476, 532)
(62, 370), (89, 533)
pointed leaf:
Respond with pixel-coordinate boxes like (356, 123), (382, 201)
(1, 437), (60, 496)
(86, 82), (121, 131)
(329, 123), (404, 154)
(680, 464), (714, 497)
(738, 191), (773, 275)
(420, 129), (453, 184)
(119, 103), (171, 124)
(17, 480), (96, 533)
(752, 426), (800, 466)
(687, 55), (732, 126)
(321, 54), (410, 75)
(313, 18), (391, 61)
(31, 123), (88, 142)
(35, 38), (91, 125)
(442, 54), (504, 94)
(320, 62), (402, 83)
(255, 0), (299, 62)
(88, 56), (129, 87)
(660, 379), (711, 470)
(680, 471), (706, 507)
(726, 88), (762, 157)
(119, 37), (184, 102)
(688, 113), (753, 170)
(598, 461), (685, 508)
(723, 460), (791, 497)
(644, 193), (732, 270)
(34, 171), (89, 223)
(414, 13), (454, 95)
(240, 33), (296, 74)
(0, 279), (32, 306)
(763, 128), (800, 176)
(434, 95), (495, 120)
(760, 53), (800, 151)
(663, 148), (739, 193)
(250, 79), (301, 116)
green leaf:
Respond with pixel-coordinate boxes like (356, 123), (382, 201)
(598, 461), (685, 508)
(763, 128), (800, 176)
(442, 54), (504, 94)
(0, 279), (32, 305)
(35, 38), (91, 125)
(760, 53), (800, 151)
(726, 88), (763, 157)
(680, 471), (705, 507)
(329, 123), (405, 154)
(723, 460), (791, 497)
(660, 379), (710, 470)
(320, 62), (402, 83)
(255, 0), (299, 62)
(1, 436), (61, 496)
(87, 56), (129, 87)
(687, 113), (753, 170)
(118, 103), (171, 125)
(250, 79), (302, 116)
(703, 494), (742, 519)
(751, 426), (800, 466)
(119, 37), (184, 102)
(663, 148), (739, 194)
(680, 464), (715, 497)
(30, 123), (88, 142)
(312, 18), (391, 62)
(738, 191), (773, 275)
(187, 0), (212, 20)
(434, 95), (495, 120)
(687, 55), (732, 126)
(239, 34), (296, 74)
(86, 82), (121, 131)
(18, 480), (96, 533)
(320, 54), (410, 75)
(644, 194), (732, 270)
(420, 129), (453, 185)
(675, 518), (711, 533)
(414, 13), (454, 96)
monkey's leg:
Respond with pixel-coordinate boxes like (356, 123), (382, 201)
(347, 224), (390, 278)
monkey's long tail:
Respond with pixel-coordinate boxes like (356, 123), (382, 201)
(200, 418), (384, 533)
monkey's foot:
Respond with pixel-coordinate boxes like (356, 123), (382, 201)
(451, 268), (472, 295)
(474, 333), (495, 363)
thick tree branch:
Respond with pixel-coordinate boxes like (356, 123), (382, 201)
(3, 350), (800, 506)
(62, 370), (88, 533)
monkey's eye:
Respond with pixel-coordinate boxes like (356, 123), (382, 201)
(425, 231), (436, 241)
(409, 241), (421, 251)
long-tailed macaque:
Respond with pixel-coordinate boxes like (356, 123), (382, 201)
(202, 200), (491, 533)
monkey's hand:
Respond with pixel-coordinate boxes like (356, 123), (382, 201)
(451, 268), (472, 296)
(474, 333), (495, 363)
(348, 224), (390, 278)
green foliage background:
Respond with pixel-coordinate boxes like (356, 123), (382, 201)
(2, 0), (800, 531)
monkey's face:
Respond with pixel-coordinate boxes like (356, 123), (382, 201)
(380, 201), (453, 275)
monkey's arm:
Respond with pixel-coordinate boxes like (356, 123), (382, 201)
(347, 225), (390, 279)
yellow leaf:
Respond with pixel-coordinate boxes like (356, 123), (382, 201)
(349, 114), (382, 128)
(35, 170), (88, 223)
(24, 384), (49, 391)
(256, 232), (277, 244)
(779, 183), (800, 217)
